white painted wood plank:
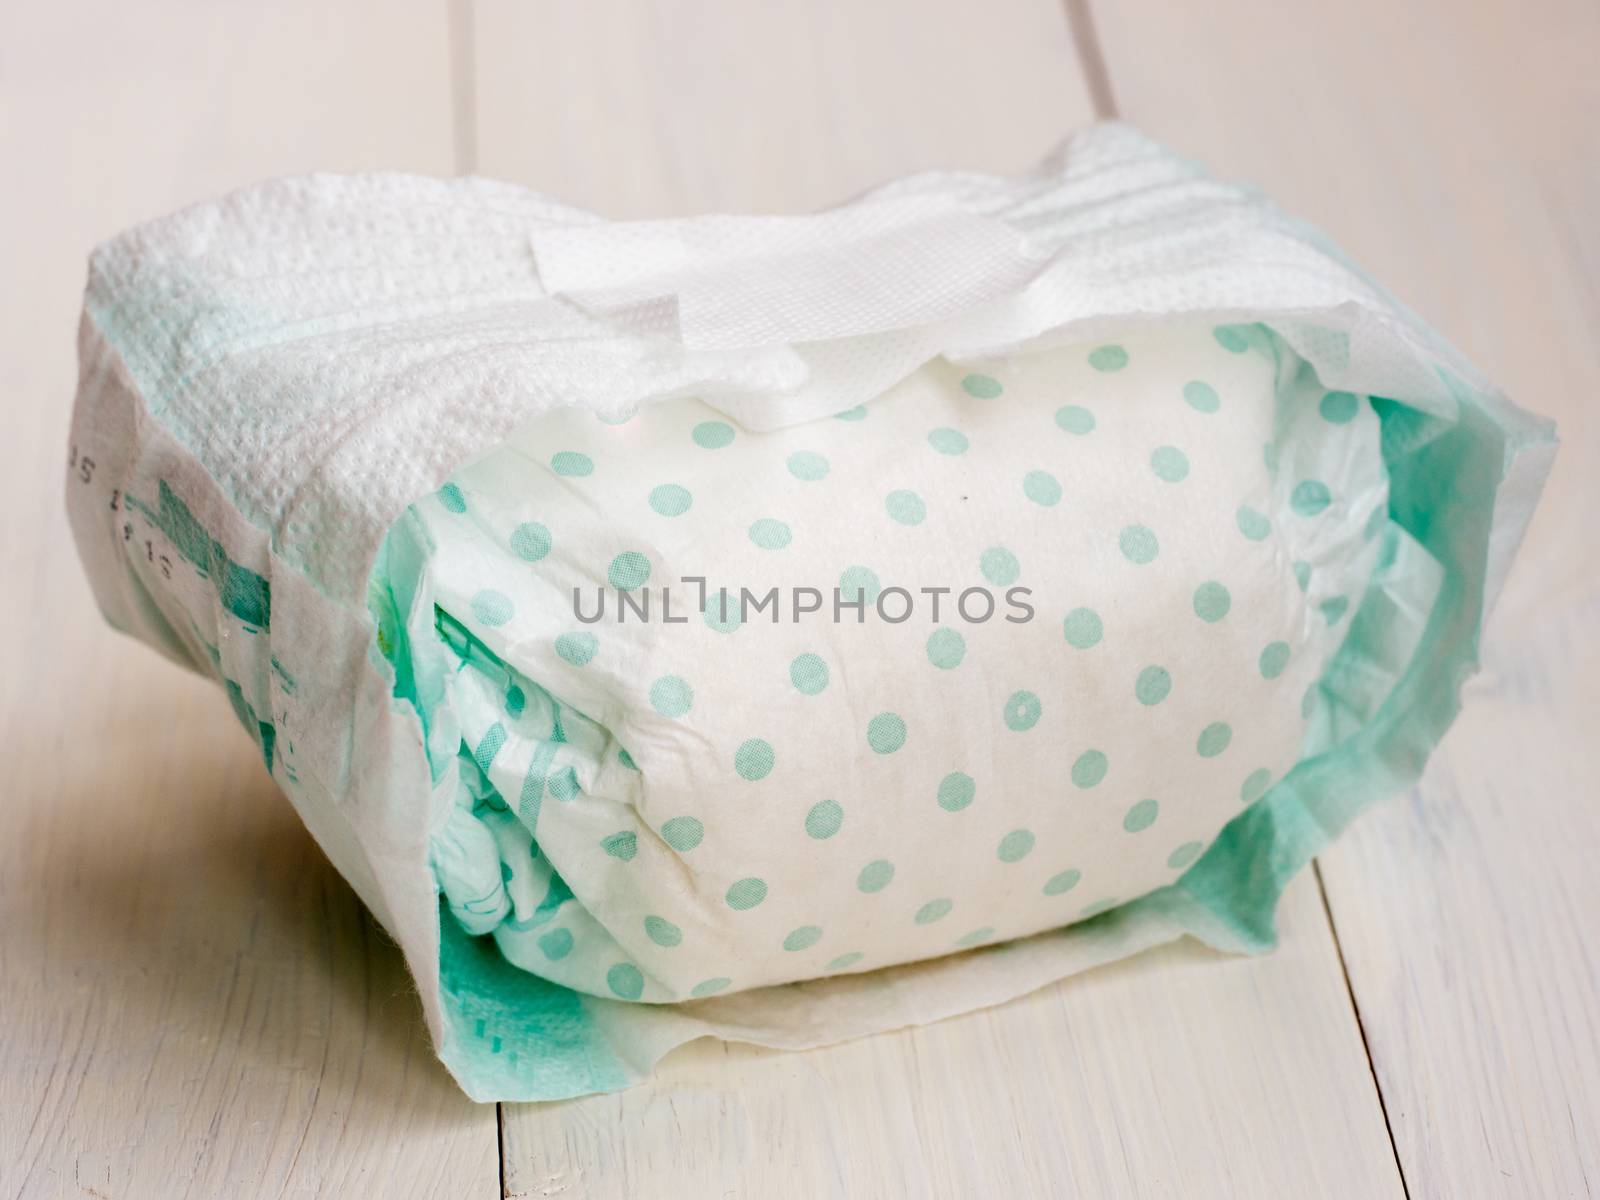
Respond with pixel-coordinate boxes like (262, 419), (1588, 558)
(504, 879), (1399, 1199)
(477, 3), (1402, 1193)
(1086, 0), (1600, 1194)
(471, 0), (1096, 217)
(0, 4), (499, 1197)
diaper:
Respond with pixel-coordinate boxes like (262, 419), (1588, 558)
(66, 123), (1555, 1100)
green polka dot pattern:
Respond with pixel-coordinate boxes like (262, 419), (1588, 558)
(867, 713), (907, 754)
(937, 772), (975, 812)
(414, 324), (1383, 1006)
(649, 675), (693, 718)
(805, 800), (844, 839)
(926, 628), (966, 669)
(790, 652), (830, 694)
(962, 373), (1003, 399)
(735, 739), (775, 780)
(980, 547), (1020, 586)
(649, 484), (693, 516)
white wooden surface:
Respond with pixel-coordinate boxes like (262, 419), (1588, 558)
(0, 0), (1593, 1196)
(0, 5), (497, 1199)
(1087, 0), (1600, 1192)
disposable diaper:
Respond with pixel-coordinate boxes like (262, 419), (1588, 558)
(66, 123), (1554, 1100)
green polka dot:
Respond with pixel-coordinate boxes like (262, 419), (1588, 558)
(506, 685), (525, 717)
(725, 877), (768, 909)
(787, 451), (830, 481)
(1119, 524), (1159, 564)
(1168, 841), (1204, 870)
(1291, 480), (1332, 516)
(926, 628), (966, 669)
(1320, 596), (1350, 625)
(867, 712), (906, 754)
(962, 373), (1003, 398)
(555, 632), (597, 666)
(956, 928), (997, 948)
(606, 963), (644, 999)
(1259, 641), (1290, 679)
(1004, 691), (1042, 731)
(644, 916), (682, 948)
(510, 521), (552, 561)
(692, 420), (736, 448)
(551, 451), (594, 477)
(834, 405), (868, 422)
(539, 928), (574, 960)
(805, 799), (843, 840)
(471, 589), (514, 626)
(1236, 506), (1271, 541)
(937, 772), (975, 812)
(649, 484), (693, 516)
(1088, 344), (1128, 372)
(1302, 683), (1319, 719)
(549, 766), (580, 802)
(827, 952), (865, 971)
(749, 518), (792, 549)
(915, 898), (953, 925)
(1055, 405), (1096, 434)
(661, 816), (704, 852)
(690, 977), (731, 998)
(1184, 380), (1221, 413)
(886, 490), (926, 526)
(438, 483), (467, 512)
(1197, 722), (1233, 757)
(1240, 768), (1273, 804)
(1080, 898), (1120, 919)
(702, 591), (742, 633)
(980, 547), (1020, 586)
(601, 831), (637, 861)
(928, 427), (970, 455)
(1023, 470), (1063, 506)
(1193, 581), (1231, 622)
(1135, 666), (1171, 706)
(1043, 869), (1081, 895)
(734, 739), (774, 780)
(857, 860), (895, 893)
(1123, 798), (1159, 832)
(1071, 749), (1108, 789)
(649, 675), (693, 718)
(790, 652), (829, 695)
(1320, 390), (1359, 424)
(783, 926), (823, 952)
(1293, 561), (1312, 591)
(1150, 446), (1190, 482)
(997, 829), (1035, 863)
(608, 551), (650, 590)
(839, 565), (881, 605)
(1213, 324), (1251, 353)
(618, 748), (639, 771)
(1063, 607), (1102, 649)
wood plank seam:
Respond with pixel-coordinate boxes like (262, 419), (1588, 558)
(1315, 860), (1413, 1200)
(1058, 0), (1118, 120)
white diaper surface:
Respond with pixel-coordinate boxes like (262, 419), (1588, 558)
(402, 325), (1384, 1003)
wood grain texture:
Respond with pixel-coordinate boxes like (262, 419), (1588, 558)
(479, 2), (1403, 1195)
(1086, 0), (1600, 1194)
(0, 4), (498, 1197)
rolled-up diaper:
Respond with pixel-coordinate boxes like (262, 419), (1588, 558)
(67, 124), (1554, 1100)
